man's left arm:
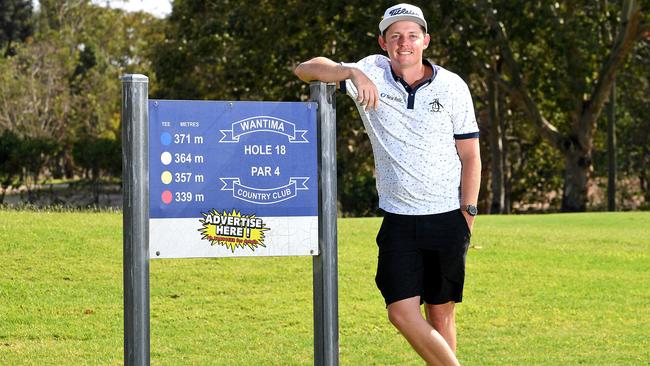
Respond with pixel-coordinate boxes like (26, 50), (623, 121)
(456, 138), (481, 231)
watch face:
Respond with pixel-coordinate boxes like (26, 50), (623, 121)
(467, 205), (478, 216)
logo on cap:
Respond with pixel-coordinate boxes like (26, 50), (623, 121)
(389, 8), (418, 17)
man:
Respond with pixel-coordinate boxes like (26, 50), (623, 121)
(295, 3), (480, 365)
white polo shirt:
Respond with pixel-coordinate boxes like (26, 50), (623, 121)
(341, 54), (479, 215)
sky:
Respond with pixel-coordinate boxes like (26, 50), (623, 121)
(33, 0), (173, 18)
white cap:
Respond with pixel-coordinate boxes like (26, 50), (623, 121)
(379, 3), (427, 34)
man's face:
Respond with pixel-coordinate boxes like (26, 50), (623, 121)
(379, 20), (430, 68)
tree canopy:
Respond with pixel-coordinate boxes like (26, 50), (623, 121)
(0, 0), (648, 213)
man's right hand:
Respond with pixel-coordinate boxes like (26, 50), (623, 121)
(349, 68), (379, 112)
(294, 57), (378, 112)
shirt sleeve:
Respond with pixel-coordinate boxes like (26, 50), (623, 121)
(452, 78), (480, 139)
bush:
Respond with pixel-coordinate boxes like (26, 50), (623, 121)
(0, 130), (23, 199)
(72, 136), (121, 180)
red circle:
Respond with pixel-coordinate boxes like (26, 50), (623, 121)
(161, 190), (173, 204)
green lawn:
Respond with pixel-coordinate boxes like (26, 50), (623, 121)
(1, 210), (648, 365)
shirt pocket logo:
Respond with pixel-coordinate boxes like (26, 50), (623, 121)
(429, 98), (443, 113)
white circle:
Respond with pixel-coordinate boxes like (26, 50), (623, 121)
(160, 152), (172, 165)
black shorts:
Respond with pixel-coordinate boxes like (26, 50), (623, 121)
(375, 209), (471, 306)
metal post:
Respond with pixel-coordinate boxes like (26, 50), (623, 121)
(122, 74), (150, 366)
(311, 81), (339, 366)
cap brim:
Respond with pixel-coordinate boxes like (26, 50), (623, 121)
(379, 15), (427, 34)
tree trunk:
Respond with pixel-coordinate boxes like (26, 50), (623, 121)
(562, 147), (591, 212)
(488, 72), (505, 214)
(641, 144), (650, 204)
(607, 81), (617, 211)
(642, 173), (649, 205)
(498, 62), (511, 214)
(4, 40), (13, 58)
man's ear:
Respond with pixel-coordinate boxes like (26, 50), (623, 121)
(378, 35), (386, 51)
(423, 34), (430, 49)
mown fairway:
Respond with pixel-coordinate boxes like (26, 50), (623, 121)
(1, 210), (648, 365)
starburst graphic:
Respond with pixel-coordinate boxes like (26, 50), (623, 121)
(198, 209), (269, 252)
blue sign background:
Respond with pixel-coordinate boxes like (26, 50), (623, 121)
(149, 100), (318, 219)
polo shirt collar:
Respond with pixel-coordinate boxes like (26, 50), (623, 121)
(390, 59), (437, 88)
(389, 59), (438, 109)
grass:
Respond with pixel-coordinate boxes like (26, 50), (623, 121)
(0, 210), (648, 365)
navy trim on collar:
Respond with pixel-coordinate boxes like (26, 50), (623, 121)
(390, 59), (438, 109)
(390, 59), (437, 83)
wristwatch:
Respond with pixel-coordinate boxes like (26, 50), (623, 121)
(464, 204), (478, 216)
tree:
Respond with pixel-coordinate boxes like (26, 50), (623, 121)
(612, 38), (650, 207)
(0, 0), (163, 192)
(0, 130), (22, 203)
(478, 0), (649, 211)
(0, 0), (32, 57)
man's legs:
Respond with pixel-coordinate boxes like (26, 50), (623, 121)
(387, 296), (459, 366)
(425, 301), (457, 352)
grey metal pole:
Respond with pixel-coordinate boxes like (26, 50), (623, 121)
(122, 74), (150, 366)
(311, 81), (339, 366)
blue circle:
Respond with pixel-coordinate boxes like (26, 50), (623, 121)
(160, 132), (172, 146)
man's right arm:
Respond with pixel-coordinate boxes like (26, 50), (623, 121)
(294, 57), (353, 83)
(294, 57), (378, 111)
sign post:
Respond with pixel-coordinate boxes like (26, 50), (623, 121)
(311, 82), (339, 366)
(121, 76), (338, 365)
(121, 74), (150, 366)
